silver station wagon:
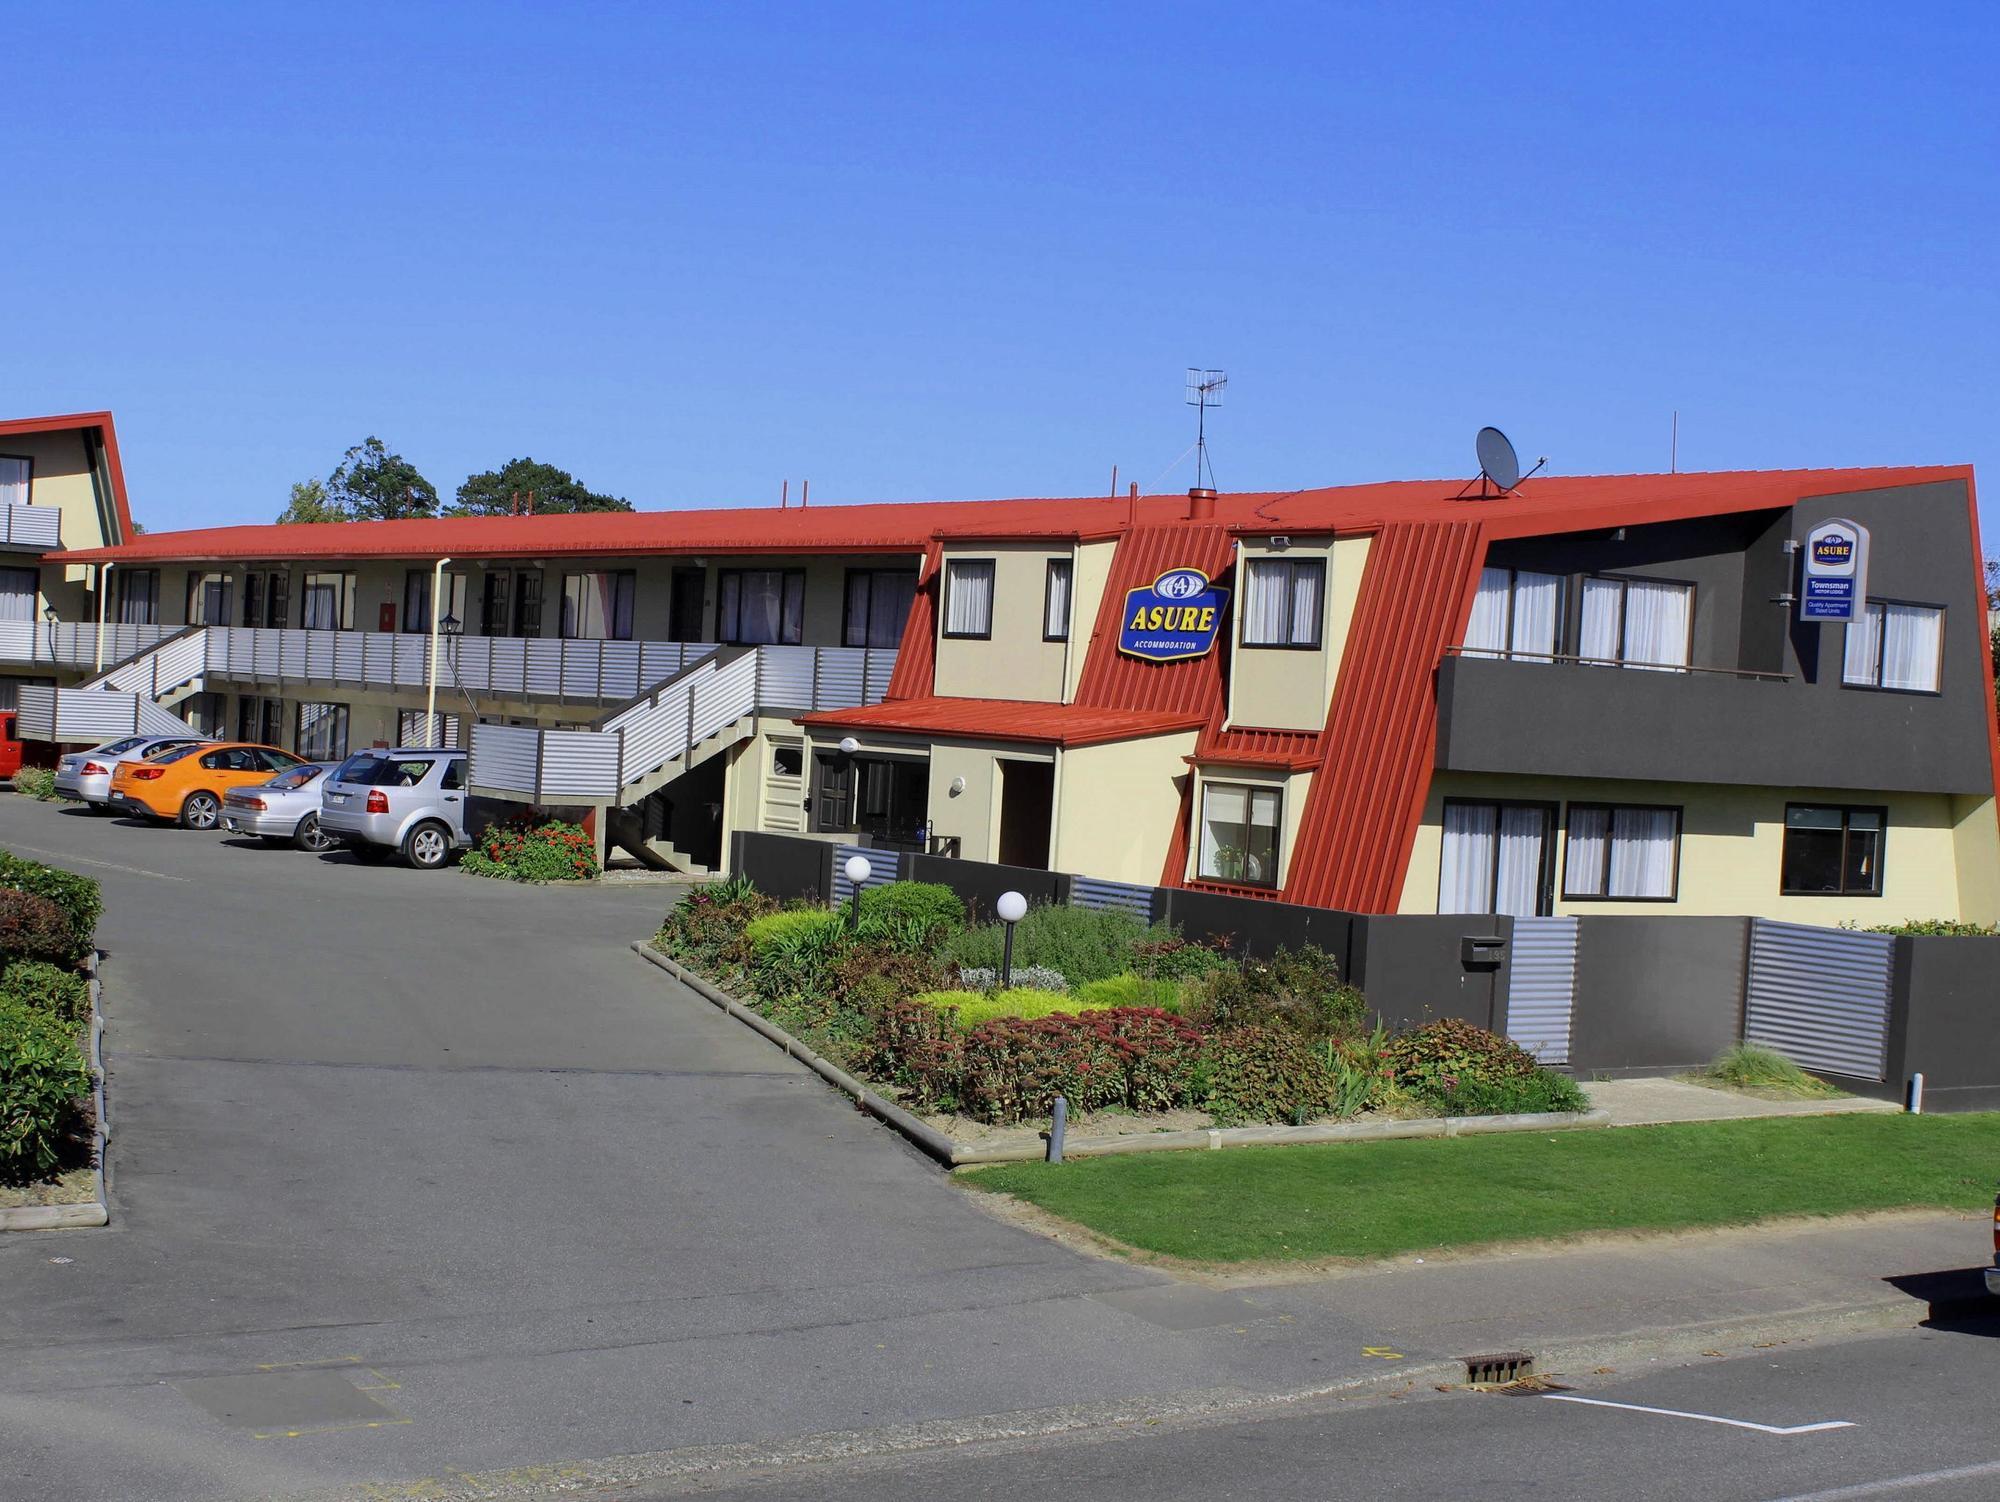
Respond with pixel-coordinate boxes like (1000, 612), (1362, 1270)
(316, 748), (470, 869)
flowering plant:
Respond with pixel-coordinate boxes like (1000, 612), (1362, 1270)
(461, 816), (599, 882)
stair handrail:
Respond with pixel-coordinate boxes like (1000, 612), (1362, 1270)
(73, 624), (210, 696)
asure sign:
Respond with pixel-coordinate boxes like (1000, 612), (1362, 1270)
(1118, 567), (1229, 662)
(1799, 517), (1871, 624)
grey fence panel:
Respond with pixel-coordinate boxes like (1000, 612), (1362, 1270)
(831, 843), (899, 903)
(755, 647), (819, 707)
(1, 502), (61, 549)
(1506, 916), (1578, 1064)
(468, 724), (542, 795)
(1068, 875), (1156, 918)
(1744, 918), (1894, 1081)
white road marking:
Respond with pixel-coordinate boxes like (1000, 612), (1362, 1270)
(1544, 1394), (1854, 1436)
(1767, 1458), (2000, 1499)
(2, 844), (190, 882)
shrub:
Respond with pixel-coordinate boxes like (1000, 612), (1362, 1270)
(1073, 973), (1185, 1012)
(744, 909), (848, 1008)
(856, 994), (967, 1112)
(0, 1001), (91, 1182)
(1130, 934), (1230, 981)
(0, 960), (89, 1026)
(855, 910), (946, 958)
(1183, 946), (1364, 1041)
(830, 942), (948, 1022)
(0, 851), (101, 963)
(653, 886), (776, 975)
(1694, 1043), (1841, 1098)
(857, 881), (965, 942)
(460, 818), (597, 881)
(11, 767), (56, 801)
(1850, 918), (2000, 937)
(1381, 1018), (1541, 1107)
(1197, 1025), (1337, 1125)
(744, 909), (845, 955)
(946, 904), (1158, 985)
(1422, 1067), (1590, 1117)
(0, 890), (81, 967)
(958, 1007), (1205, 1123)
(956, 964), (1068, 994)
(916, 987), (1116, 1033)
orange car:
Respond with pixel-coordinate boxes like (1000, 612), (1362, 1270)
(109, 741), (307, 829)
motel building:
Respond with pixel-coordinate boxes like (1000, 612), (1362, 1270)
(3, 409), (1995, 925)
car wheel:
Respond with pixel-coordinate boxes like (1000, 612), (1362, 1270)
(294, 814), (335, 854)
(349, 843), (393, 864)
(179, 791), (221, 831)
(403, 820), (453, 870)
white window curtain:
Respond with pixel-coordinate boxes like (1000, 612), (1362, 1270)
(1244, 559), (1290, 645)
(1464, 568), (1510, 656)
(1608, 808), (1677, 897)
(1288, 561), (1322, 644)
(1494, 806), (1546, 916)
(1044, 560), (1072, 639)
(1508, 571), (1561, 658)
(945, 561), (994, 636)
(1577, 578), (1624, 662)
(0, 566), (37, 623)
(0, 457), (28, 508)
(1843, 603), (1885, 685)
(736, 573), (785, 644)
(1564, 807), (1610, 897)
(1439, 802), (1498, 912)
(1879, 604), (1942, 691)
(1622, 580), (1691, 670)
(1199, 782), (1247, 881)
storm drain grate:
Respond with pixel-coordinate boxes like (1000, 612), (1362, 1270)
(1462, 1351), (1535, 1386)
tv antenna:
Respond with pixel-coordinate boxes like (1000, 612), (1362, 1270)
(1186, 368), (1227, 489)
(1457, 425), (1546, 499)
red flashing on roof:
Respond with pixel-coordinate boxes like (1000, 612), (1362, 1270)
(798, 697), (1206, 749)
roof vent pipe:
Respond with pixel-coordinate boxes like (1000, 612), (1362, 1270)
(1186, 486), (1217, 521)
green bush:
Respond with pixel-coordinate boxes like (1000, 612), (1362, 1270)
(0, 1001), (91, 1182)
(1850, 918), (2000, 937)
(653, 886), (776, 976)
(744, 909), (846, 955)
(11, 767), (56, 801)
(1382, 1018), (1541, 1108)
(460, 818), (598, 881)
(0, 851), (101, 963)
(1695, 1043), (1842, 1098)
(0, 961), (89, 1026)
(0, 890), (80, 967)
(1183, 946), (1365, 1040)
(946, 904), (1160, 985)
(745, 909), (848, 1008)
(1073, 973), (1185, 1012)
(916, 987), (1113, 1032)
(1196, 1025), (1337, 1125)
(1423, 1067), (1590, 1117)
(1130, 934), (1231, 981)
(857, 881), (965, 941)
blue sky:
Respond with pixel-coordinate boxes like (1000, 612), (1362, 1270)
(5, 2), (1996, 533)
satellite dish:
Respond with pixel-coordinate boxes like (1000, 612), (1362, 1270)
(1475, 426), (1521, 491)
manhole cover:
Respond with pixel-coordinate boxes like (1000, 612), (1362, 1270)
(175, 1368), (404, 1438)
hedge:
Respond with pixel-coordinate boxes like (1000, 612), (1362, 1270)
(0, 851), (100, 963)
(0, 1001), (91, 1181)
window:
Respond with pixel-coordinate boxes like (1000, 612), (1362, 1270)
(843, 569), (917, 648)
(202, 746), (263, 772)
(398, 708), (462, 746)
(1197, 781), (1282, 886)
(236, 696), (285, 747)
(1781, 805), (1885, 896)
(942, 559), (994, 639)
(181, 693), (226, 736)
(1242, 558), (1325, 649)
(186, 572), (233, 626)
(1439, 799), (1555, 916)
(717, 568), (804, 645)
(116, 569), (160, 626)
(256, 748), (305, 773)
(1562, 804), (1681, 900)
(1043, 559), (1073, 642)
(0, 567), (38, 624)
(440, 758), (465, 791)
(297, 702), (349, 761)
(0, 676), (51, 711)
(560, 570), (636, 640)
(301, 572), (355, 631)
(241, 570), (289, 628)
(1465, 567), (1564, 659)
(1843, 602), (1943, 693)
(772, 744), (803, 778)
(404, 568), (468, 634)
(0, 455), (30, 506)
(346, 755), (436, 787)
(1578, 575), (1693, 670)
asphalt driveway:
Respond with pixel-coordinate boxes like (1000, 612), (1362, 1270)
(0, 798), (1375, 1501)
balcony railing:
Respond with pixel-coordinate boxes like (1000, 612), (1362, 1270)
(0, 620), (179, 670)
(0, 503), (60, 551)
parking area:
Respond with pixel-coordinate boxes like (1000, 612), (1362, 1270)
(0, 795), (1391, 1502)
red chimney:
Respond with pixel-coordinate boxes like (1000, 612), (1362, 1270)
(1186, 486), (1217, 521)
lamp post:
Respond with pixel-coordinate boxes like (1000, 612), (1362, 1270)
(41, 604), (58, 667)
(996, 889), (1027, 989)
(436, 612), (462, 746)
(424, 557), (453, 739)
(94, 561), (114, 674)
(843, 854), (872, 931)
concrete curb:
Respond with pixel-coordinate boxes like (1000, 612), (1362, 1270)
(630, 943), (1612, 1168)
(0, 950), (109, 1232)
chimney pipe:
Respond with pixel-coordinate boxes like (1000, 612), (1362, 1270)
(1186, 486), (1217, 521)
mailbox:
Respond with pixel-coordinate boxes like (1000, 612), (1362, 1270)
(1461, 934), (1507, 969)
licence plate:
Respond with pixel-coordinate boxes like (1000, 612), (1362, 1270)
(327, 792), (348, 804)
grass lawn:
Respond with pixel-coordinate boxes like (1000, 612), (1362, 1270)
(963, 1113), (2000, 1263)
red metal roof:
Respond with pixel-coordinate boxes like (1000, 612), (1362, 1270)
(0, 411), (135, 545)
(883, 541), (941, 701)
(1071, 524), (1237, 716)
(1190, 725), (1323, 770)
(798, 697), (1205, 749)
(55, 464), (1970, 566)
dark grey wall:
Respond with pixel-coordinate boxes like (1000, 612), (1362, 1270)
(1351, 914), (1512, 1032)
(1159, 887), (1357, 968)
(1568, 916), (1747, 1074)
(907, 853), (1062, 922)
(731, 831), (831, 902)
(1442, 482), (1993, 796)
(1889, 935), (2000, 1111)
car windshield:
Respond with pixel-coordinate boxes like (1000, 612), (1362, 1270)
(265, 765), (324, 791)
(341, 756), (435, 788)
(151, 743), (206, 765)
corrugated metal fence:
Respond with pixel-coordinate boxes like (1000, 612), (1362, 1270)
(831, 843), (899, 904)
(1067, 875), (1158, 918)
(1506, 916), (1579, 1065)
(1743, 918), (1894, 1081)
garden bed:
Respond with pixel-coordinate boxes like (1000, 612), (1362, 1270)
(645, 876), (1599, 1162)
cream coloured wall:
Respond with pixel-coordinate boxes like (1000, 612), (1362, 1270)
(933, 542), (1070, 702)
(0, 429), (115, 560)
(1061, 538), (1118, 701)
(1322, 533), (1373, 714)
(1396, 770), (1971, 924)
(1053, 732), (1198, 884)
(1949, 794), (2000, 926)
(1185, 763), (1315, 888)
(1227, 536), (1335, 731)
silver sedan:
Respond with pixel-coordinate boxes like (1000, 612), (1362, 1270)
(220, 762), (341, 852)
